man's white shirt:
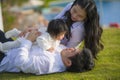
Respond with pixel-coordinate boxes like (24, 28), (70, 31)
(0, 38), (66, 75)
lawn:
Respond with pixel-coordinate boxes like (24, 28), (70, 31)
(0, 28), (120, 80)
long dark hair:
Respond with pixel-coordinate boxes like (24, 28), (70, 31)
(64, 0), (104, 59)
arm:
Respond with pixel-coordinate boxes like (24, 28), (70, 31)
(36, 34), (51, 51)
(66, 24), (85, 47)
(37, 36), (55, 52)
(54, 2), (73, 19)
(14, 31), (51, 75)
(14, 39), (50, 75)
(19, 26), (39, 37)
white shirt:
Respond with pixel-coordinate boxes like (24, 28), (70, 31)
(0, 38), (66, 75)
(36, 32), (60, 51)
(55, 2), (85, 48)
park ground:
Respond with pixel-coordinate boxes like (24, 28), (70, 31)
(0, 28), (120, 80)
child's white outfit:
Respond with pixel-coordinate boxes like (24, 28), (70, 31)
(0, 25), (60, 53)
(36, 32), (60, 51)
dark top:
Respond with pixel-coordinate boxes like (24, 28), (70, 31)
(0, 30), (13, 43)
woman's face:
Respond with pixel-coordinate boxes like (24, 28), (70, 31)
(70, 4), (87, 21)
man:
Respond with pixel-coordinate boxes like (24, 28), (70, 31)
(0, 30), (94, 75)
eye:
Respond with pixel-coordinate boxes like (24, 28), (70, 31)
(73, 8), (77, 13)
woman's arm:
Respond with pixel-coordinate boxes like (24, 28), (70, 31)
(66, 24), (85, 47)
(54, 2), (73, 19)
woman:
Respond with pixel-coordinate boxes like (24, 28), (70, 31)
(55, 0), (104, 59)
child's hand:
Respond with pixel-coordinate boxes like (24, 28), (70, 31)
(47, 47), (55, 53)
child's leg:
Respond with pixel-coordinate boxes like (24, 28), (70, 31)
(0, 39), (21, 54)
(5, 28), (21, 39)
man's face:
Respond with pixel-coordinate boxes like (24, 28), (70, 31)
(61, 48), (80, 58)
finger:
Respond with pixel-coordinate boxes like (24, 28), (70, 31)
(37, 32), (41, 36)
(19, 32), (25, 37)
(33, 30), (40, 37)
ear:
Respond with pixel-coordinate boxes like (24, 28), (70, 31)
(64, 59), (72, 67)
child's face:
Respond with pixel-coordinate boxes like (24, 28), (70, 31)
(55, 32), (66, 40)
(70, 4), (87, 21)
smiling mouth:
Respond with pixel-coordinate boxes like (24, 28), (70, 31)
(71, 17), (76, 21)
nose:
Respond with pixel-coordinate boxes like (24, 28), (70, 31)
(72, 14), (77, 19)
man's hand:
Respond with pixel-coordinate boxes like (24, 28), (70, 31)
(19, 27), (39, 37)
(26, 30), (40, 42)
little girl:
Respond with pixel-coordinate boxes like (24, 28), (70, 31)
(0, 19), (68, 53)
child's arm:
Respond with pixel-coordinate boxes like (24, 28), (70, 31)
(36, 36), (51, 51)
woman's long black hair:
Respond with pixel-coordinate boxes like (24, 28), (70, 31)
(64, 0), (104, 59)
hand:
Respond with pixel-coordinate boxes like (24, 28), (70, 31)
(47, 47), (54, 53)
(26, 30), (40, 42)
(19, 27), (39, 37)
(61, 48), (77, 58)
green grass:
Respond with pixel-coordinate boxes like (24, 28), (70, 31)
(0, 28), (120, 80)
